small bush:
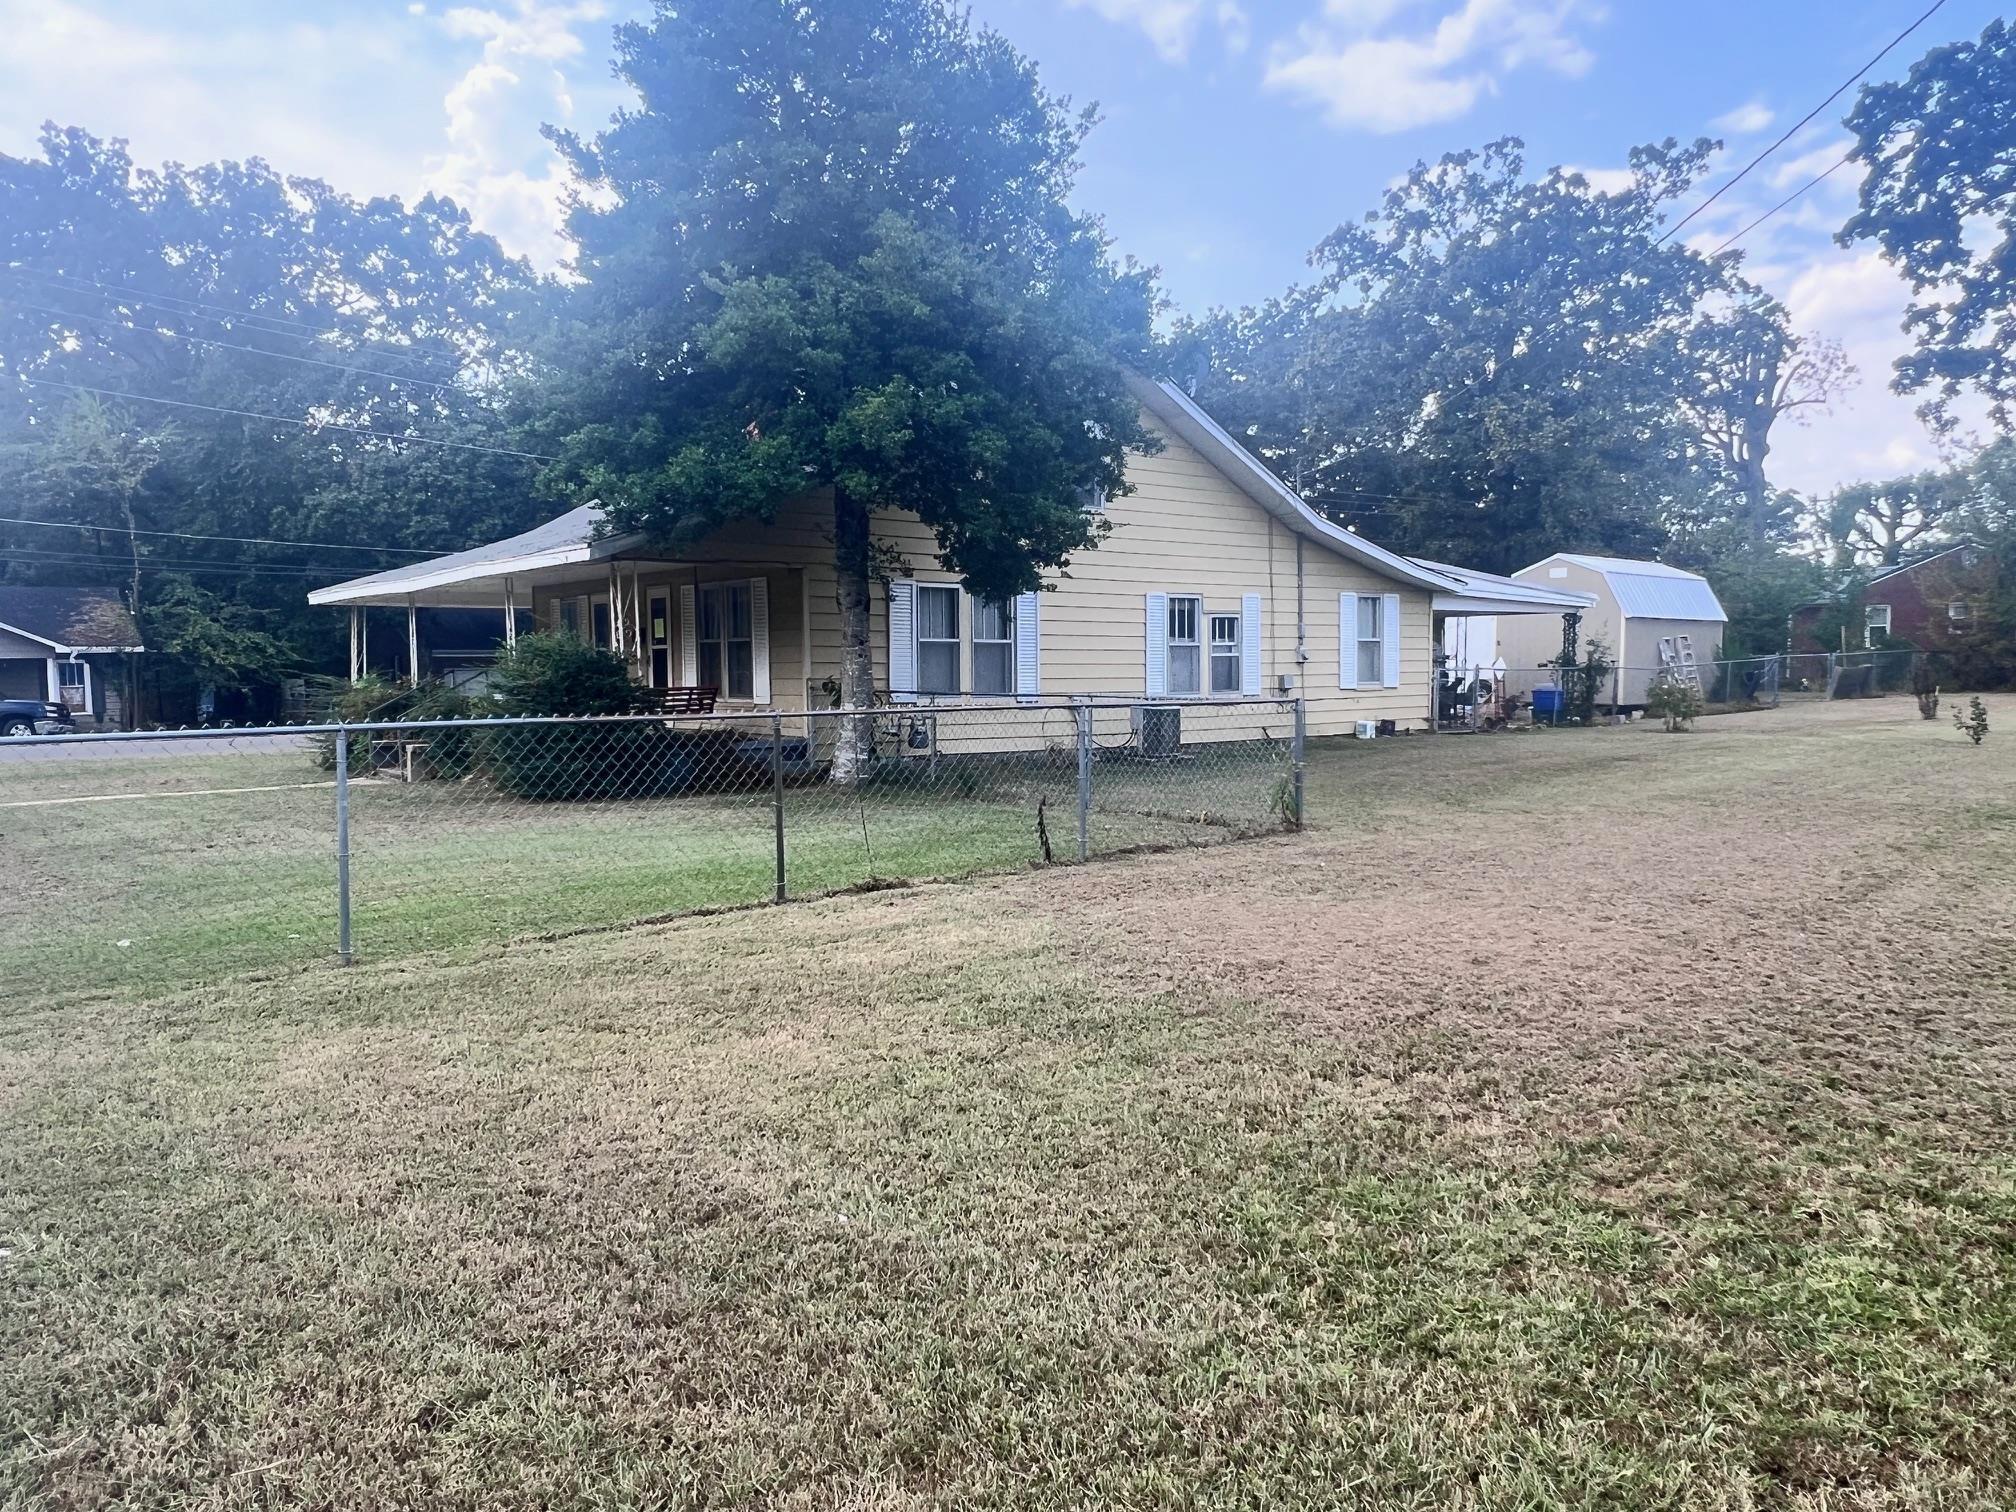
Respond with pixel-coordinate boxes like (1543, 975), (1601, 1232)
(310, 675), (479, 774)
(1912, 657), (1941, 721)
(1952, 696), (1989, 745)
(488, 631), (645, 717)
(1645, 677), (1705, 733)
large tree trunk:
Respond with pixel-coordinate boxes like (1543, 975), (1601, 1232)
(829, 483), (877, 786)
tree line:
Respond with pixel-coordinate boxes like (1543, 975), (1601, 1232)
(0, 3), (2010, 716)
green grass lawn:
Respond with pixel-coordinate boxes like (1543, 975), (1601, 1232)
(5, 697), (2014, 1508)
(1, 735), (1286, 998)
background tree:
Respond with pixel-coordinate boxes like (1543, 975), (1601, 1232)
(1177, 139), (1736, 575)
(1677, 294), (1852, 547)
(545, 0), (1157, 779)
(1824, 465), (1972, 566)
(0, 128), (554, 717)
(1840, 19), (2016, 430)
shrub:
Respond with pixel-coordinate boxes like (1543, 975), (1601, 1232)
(310, 675), (479, 774)
(1952, 695), (1989, 745)
(479, 632), (687, 800)
(487, 631), (646, 716)
(1912, 657), (1941, 721)
(1645, 677), (1705, 733)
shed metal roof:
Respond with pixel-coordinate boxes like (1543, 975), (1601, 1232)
(1526, 554), (1727, 623)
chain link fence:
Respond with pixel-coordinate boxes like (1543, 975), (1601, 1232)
(2, 697), (1301, 998)
(1435, 650), (1926, 728)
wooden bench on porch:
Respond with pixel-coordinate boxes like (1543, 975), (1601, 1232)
(638, 685), (721, 716)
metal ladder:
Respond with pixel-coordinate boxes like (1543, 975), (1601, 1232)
(1656, 634), (1703, 694)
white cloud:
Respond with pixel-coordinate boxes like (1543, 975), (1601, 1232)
(1263, 0), (1601, 133)
(1711, 99), (1774, 135)
(1063, 0), (1256, 64)
(1562, 163), (1634, 195)
(1767, 137), (1852, 191)
(420, 1), (610, 271)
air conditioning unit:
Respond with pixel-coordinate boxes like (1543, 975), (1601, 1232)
(1354, 720), (1379, 740)
(1136, 704), (1183, 760)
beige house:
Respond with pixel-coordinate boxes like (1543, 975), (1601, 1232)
(309, 377), (1588, 738)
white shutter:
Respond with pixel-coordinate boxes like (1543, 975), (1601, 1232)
(678, 584), (698, 686)
(1381, 593), (1402, 688)
(887, 579), (917, 703)
(1338, 592), (1360, 690)
(1014, 590), (1041, 702)
(749, 577), (771, 704)
(1240, 592), (1262, 696)
(1144, 592), (1168, 697)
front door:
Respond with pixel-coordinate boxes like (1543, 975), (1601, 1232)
(647, 590), (671, 688)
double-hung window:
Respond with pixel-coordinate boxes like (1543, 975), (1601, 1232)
(1864, 603), (1891, 647)
(917, 585), (961, 696)
(1355, 596), (1385, 686)
(972, 599), (1015, 697)
(1209, 614), (1242, 693)
(55, 661), (86, 709)
(697, 582), (754, 699)
(1167, 596), (1203, 695)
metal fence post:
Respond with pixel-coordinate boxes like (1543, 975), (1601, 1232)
(1291, 697), (1307, 830)
(769, 711), (788, 904)
(334, 727), (353, 965)
(1073, 700), (1092, 862)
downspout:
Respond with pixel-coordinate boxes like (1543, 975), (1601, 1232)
(1294, 532), (1307, 679)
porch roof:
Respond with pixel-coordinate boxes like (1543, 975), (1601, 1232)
(306, 504), (640, 608)
(1412, 559), (1598, 617)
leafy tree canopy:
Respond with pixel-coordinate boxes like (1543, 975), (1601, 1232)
(1841, 19), (2016, 429)
(1173, 138), (1780, 576)
(542, 0), (1159, 739)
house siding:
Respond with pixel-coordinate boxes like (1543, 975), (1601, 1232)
(525, 413), (1439, 735)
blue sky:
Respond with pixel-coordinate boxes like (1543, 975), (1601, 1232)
(0, 0), (2000, 496)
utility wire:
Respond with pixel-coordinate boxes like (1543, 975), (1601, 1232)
(2, 265), (469, 374)
(1651, 0), (1947, 252)
(11, 377), (558, 463)
(1709, 149), (1858, 256)
(0, 547), (349, 581)
(1, 294), (473, 396)
(0, 515), (444, 556)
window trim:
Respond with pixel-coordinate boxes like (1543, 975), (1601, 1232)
(1166, 594), (1204, 697)
(1356, 595), (1385, 686)
(1864, 602), (1892, 648)
(914, 583), (963, 698)
(1209, 612), (1242, 694)
(1948, 598), (1973, 623)
(696, 580), (756, 701)
(971, 596), (1016, 698)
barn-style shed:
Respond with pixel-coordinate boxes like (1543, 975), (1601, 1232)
(1493, 554), (1728, 708)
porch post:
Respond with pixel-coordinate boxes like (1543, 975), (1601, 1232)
(503, 577), (518, 649)
(406, 598), (420, 687)
(607, 563), (622, 664)
(348, 607), (362, 684)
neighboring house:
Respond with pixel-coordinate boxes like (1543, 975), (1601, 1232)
(1789, 541), (1996, 653)
(308, 376), (1590, 740)
(0, 585), (145, 730)
(1485, 555), (1727, 708)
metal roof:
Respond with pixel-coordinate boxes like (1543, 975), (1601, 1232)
(1526, 554), (1727, 623)
(1411, 559), (1596, 615)
(306, 504), (633, 606)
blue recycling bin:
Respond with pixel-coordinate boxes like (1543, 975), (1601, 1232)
(1532, 684), (1564, 723)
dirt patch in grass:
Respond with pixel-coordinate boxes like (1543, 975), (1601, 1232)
(5, 697), (2016, 1508)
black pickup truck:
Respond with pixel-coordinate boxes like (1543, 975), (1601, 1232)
(0, 698), (74, 737)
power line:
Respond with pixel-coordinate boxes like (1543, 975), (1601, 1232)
(1652, 0), (1948, 252)
(1, 293), (473, 396)
(0, 515), (444, 557)
(2, 265), (469, 375)
(1710, 150), (1858, 256)
(11, 377), (558, 463)
(0, 546), (344, 581)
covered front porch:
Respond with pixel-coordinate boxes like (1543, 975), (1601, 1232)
(1415, 559), (1598, 731)
(307, 505), (820, 715)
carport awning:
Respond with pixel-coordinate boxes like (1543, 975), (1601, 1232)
(1412, 560), (1597, 616)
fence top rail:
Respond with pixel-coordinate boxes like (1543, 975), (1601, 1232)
(3, 694), (1299, 747)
